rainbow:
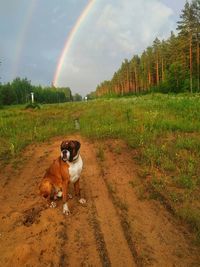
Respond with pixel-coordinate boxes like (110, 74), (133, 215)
(53, 0), (95, 87)
(12, 0), (37, 79)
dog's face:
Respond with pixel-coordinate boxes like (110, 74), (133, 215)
(60, 140), (81, 162)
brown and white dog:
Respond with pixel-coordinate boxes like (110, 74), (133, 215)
(39, 140), (86, 215)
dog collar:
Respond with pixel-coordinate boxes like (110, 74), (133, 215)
(72, 152), (79, 162)
(71, 149), (80, 163)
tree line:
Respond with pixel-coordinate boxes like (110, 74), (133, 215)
(0, 77), (83, 105)
(95, 0), (200, 97)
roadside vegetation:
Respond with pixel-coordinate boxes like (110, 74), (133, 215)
(0, 93), (200, 243)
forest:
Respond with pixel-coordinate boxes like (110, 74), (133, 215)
(95, 1), (200, 97)
(0, 77), (82, 105)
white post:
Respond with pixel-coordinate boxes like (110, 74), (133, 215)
(31, 92), (34, 103)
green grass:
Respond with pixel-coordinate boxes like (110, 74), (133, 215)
(178, 207), (200, 244)
(1, 93), (200, 242)
(96, 145), (105, 161)
(0, 104), (75, 160)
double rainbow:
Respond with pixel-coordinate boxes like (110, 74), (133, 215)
(53, 0), (95, 87)
(12, 0), (37, 78)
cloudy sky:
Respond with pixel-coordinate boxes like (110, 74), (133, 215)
(0, 0), (187, 96)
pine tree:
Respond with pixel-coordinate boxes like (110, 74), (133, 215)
(192, 0), (200, 91)
(177, 1), (196, 92)
(153, 38), (161, 86)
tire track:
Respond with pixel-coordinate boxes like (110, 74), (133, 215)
(99, 140), (200, 267)
(81, 138), (136, 267)
(88, 201), (111, 267)
(59, 199), (102, 267)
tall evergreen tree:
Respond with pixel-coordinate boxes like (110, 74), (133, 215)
(192, 0), (200, 91)
(177, 1), (196, 92)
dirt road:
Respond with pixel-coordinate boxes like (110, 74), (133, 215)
(0, 135), (199, 267)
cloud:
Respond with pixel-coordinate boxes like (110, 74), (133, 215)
(93, 0), (174, 55)
(57, 0), (174, 95)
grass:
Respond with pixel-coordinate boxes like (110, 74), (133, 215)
(0, 104), (75, 160)
(178, 207), (200, 244)
(1, 93), (200, 242)
(96, 145), (105, 162)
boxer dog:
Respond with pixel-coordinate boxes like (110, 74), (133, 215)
(39, 140), (86, 215)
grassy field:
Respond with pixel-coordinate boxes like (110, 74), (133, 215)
(1, 93), (200, 243)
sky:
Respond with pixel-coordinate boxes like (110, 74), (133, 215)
(0, 0), (187, 96)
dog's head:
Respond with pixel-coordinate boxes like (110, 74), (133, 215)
(60, 140), (81, 162)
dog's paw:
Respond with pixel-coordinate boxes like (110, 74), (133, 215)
(63, 203), (70, 215)
(63, 209), (70, 215)
(50, 201), (56, 208)
(79, 198), (86, 204)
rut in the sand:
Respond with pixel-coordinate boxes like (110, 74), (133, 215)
(0, 135), (199, 267)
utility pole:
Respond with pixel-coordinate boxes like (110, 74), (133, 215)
(31, 92), (34, 103)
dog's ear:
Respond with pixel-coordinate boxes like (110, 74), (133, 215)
(73, 140), (81, 152)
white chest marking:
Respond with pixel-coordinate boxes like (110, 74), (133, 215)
(68, 156), (83, 184)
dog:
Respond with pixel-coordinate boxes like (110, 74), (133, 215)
(39, 140), (86, 215)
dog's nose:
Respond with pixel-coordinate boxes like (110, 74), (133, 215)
(62, 149), (70, 160)
(62, 149), (68, 155)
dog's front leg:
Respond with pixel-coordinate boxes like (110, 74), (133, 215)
(62, 180), (70, 215)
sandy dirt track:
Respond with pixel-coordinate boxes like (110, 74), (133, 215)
(0, 135), (199, 267)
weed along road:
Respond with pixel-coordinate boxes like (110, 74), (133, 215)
(0, 134), (199, 267)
